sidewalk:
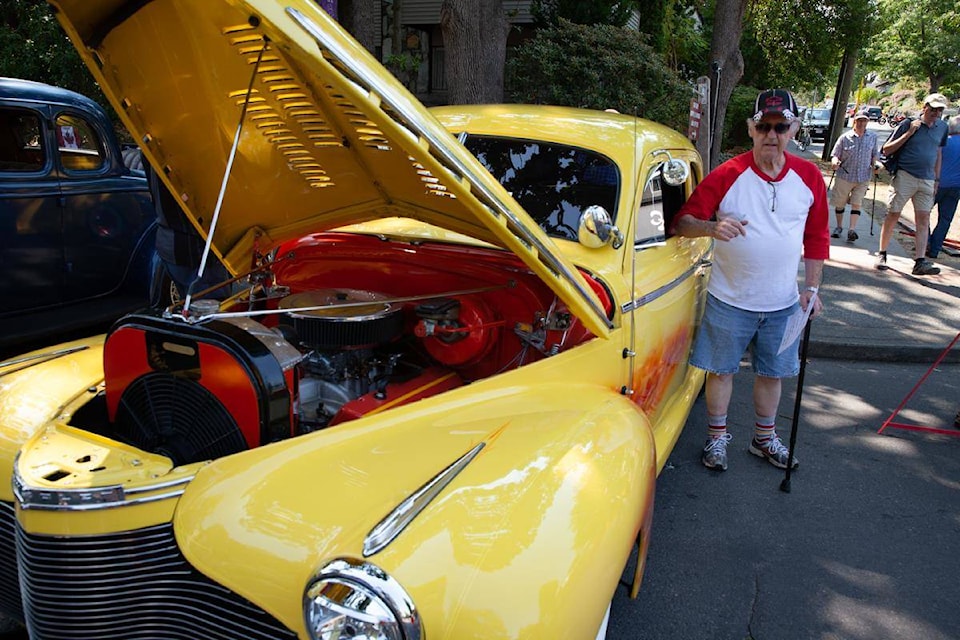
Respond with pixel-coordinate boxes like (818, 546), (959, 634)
(798, 149), (960, 363)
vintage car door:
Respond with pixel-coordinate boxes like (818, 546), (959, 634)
(0, 103), (64, 313)
(55, 108), (154, 303)
(625, 153), (710, 462)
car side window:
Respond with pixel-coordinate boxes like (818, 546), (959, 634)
(0, 107), (45, 172)
(56, 112), (104, 172)
(634, 162), (689, 248)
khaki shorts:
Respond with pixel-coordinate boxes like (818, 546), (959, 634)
(887, 171), (936, 213)
(830, 176), (870, 210)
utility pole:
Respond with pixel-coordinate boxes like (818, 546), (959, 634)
(823, 49), (857, 162)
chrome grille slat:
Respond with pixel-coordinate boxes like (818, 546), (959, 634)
(17, 522), (297, 640)
(0, 502), (23, 623)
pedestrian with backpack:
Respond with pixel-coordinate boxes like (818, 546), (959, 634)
(875, 93), (949, 275)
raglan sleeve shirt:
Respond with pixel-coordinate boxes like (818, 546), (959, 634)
(674, 151), (829, 312)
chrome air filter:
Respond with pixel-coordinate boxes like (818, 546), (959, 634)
(280, 289), (403, 349)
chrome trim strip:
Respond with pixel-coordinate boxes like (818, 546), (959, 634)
(13, 472), (193, 512)
(286, 7), (614, 330)
(620, 260), (708, 313)
(364, 442), (484, 557)
(0, 345), (90, 377)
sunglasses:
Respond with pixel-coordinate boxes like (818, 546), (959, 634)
(755, 122), (793, 134)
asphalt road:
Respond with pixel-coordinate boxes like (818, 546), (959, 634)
(610, 358), (960, 640)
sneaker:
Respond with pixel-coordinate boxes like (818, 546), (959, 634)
(701, 433), (732, 471)
(847, 230), (858, 242)
(875, 252), (888, 270)
(748, 434), (798, 469)
(830, 226), (842, 238)
(912, 259), (940, 276)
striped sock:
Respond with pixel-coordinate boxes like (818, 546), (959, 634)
(707, 413), (727, 439)
(754, 414), (776, 445)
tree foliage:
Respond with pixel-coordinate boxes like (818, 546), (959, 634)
(867, 0), (960, 92)
(506, 20), (690, 131)
(0, 0), (101, 102)
(530, 0), (638, 27)
(747, 0), (878, 93)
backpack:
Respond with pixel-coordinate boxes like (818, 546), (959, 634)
(879, 118), (912, 176)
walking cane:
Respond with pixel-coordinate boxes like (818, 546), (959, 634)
(827, 169), (835, 194)
(870, 170), (878, 236)
(780, 316), (813, 493)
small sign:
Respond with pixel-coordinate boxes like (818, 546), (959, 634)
(688, 99), (702, 141)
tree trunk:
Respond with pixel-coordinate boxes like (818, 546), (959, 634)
(440, 0), (509, 104)
(707, 0), (749, 170)
(338, 0), (377, 54)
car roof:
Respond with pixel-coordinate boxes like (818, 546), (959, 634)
(0, 77), (105, 114)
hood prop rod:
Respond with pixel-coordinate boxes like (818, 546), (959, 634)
(184, 37), (269, 316)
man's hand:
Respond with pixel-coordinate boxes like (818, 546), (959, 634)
(831, 158), (841, 170)
(800, 289), (823, 318)
(712, 217), (748, 241)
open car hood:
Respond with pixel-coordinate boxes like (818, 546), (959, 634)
(49, 0), (612, 337)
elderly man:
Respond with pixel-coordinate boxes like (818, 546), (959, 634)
(830, 107), (881, 242)
(876, 93), (950, 275)
(672, 89), (830, 471)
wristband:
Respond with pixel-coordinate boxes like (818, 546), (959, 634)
(804, 286), (818, 294)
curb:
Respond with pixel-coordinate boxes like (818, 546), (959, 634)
(808, 340), (960, 364)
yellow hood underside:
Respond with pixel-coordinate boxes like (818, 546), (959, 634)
(49, 0), (611, 337)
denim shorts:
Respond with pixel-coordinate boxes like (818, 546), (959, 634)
(690, 294), (801, 378)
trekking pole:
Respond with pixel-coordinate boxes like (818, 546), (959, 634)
(780, 315), (813, 493)
(827, 169), (835, 193)
(870, 171), (878, 236)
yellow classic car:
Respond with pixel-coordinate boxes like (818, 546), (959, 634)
(0, 1), (712, 638)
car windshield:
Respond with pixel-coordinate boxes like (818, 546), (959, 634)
(808, 109), (831, 121)
(462, 135), (620, 241)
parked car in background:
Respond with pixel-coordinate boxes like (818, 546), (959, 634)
(0, 2), (712, 639)
(0, 77), (158, 351)
(866, 106), (883, 122)
(803, 107), (832, 141)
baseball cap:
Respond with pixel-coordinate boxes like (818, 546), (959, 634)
(923, 93), (948, 109)
(754, 89), (798, 122)
(854, 108), (870, 120)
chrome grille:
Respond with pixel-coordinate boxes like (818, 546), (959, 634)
(17, 522), (297, 639)
(0, 501), (23, 623)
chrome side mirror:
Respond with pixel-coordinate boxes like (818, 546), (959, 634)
(661, 158), (689, 186)
(579, 205), (624, 250)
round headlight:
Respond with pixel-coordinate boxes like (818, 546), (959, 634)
(304, 558), (422, 640)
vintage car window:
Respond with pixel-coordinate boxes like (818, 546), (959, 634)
(0, 107), (45, 172)
(634, 163), (689, 248)
(55, 112), (104, 172)
(462, 135), (620, 241)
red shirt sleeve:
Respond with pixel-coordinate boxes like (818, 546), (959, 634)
(671, 153), (750, 231)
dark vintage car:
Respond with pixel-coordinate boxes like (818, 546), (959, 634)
(0, 77), (158, 351)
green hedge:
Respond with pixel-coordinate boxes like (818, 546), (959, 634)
(506, 20), (690, 132)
